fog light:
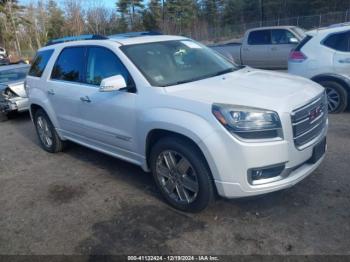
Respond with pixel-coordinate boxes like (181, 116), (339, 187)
(249, 164), (285, 185)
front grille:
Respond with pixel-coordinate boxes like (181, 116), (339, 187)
(291, 92), (328, 149)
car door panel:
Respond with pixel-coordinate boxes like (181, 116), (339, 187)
(270, 29), (299, 69)
(74, 86), (137, 151)
(46, 80), (84, 134)
(74, 46), (138, 153)
(242, 29), (272, 69)
(48, 46), (86, 134)
(323, 30), (350, 75)
(333, 51), (350, 75)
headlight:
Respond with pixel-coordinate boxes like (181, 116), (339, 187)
(212, 104), (283, 140)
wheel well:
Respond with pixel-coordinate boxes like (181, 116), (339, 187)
(145, 129), (211, 174)
(312, 75), (350, 93)
(30, 104), (44, 117)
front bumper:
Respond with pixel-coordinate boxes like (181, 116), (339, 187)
(0, 97), (29, 113)
(199, 116), (328, 199)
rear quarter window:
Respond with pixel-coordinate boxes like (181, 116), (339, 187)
(28, 49), (54, 77)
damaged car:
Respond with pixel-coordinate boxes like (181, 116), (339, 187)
(0, 64), (30, 116)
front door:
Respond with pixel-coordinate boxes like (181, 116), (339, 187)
(242, 29), (271, 69)
(75, 46), (138, 154)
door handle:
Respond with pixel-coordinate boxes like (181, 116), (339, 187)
(271, 47), (278, 51)
(338, 58), (350, 63)
(47, 89), (55, 95)
(80, 96), (91, 103)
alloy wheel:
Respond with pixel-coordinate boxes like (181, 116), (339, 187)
(37, 116), (53, 148)
(155, 150), (199, 204)
(326, 87), (341, 113)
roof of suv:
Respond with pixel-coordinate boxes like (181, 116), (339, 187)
(307, 24), (350, 36)
(39, 35), (188, 52)
(110, 35), (187, 45)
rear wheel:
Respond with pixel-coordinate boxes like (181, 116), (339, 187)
(34, 109), (65, 153)
(150, 137), (214, 212)
(318, 80), (348, 113)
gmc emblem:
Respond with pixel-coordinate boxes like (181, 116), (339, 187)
(309, 106), (322, 122)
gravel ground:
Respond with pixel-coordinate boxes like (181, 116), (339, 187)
(0, 112), (349, 256)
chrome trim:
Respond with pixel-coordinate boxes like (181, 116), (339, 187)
(291, 92), (327, 149)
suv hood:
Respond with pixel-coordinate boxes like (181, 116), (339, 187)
(164, 68), (324, 113)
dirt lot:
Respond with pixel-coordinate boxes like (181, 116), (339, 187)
(0, 113), (349, 256)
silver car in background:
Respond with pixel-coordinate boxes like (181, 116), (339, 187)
(211, 26), (305, 69)
(0, 64), (30, 115)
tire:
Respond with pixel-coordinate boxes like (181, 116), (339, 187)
(34, 109), (65, 153)
(150, 136), (214, 212)
(318, 80), (348, 113)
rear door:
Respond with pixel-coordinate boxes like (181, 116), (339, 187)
(270, 29), (299, 69)
(46, 46), (87, 134)
(325, 31), (350, 75)
(242, 30), (271, 68)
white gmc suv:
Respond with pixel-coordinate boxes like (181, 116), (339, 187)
(26, 34), (328, 212)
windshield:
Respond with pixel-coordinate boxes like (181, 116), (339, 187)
(121, 40), (238, 87)
(0, 67), (29, 83)
(292, 27), (306, 39)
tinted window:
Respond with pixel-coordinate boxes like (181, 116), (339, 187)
(271, 29), (297, 44)
(0, 66), (29, 83)
(86, 47), (132, 86)
(28, 49), (54, 77)
(248, 30), (271, 45)
(323, 31), (350, 52)
(51, 47), (85, 82)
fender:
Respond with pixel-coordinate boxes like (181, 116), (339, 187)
(311, 73), (350, 93)
(139, 108), (219, 173)
(28, 87), (64, 139)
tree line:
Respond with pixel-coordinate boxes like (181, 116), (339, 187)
(0, 0), (349, 57)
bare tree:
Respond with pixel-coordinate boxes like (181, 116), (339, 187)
(64, 0), (85, 36)
(86, 0), (110, 35)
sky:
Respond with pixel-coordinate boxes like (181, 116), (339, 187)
(19, 0), (121, 9)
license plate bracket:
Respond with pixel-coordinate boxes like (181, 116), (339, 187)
(309, 138), (326, 164)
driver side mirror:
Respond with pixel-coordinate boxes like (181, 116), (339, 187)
(99, 75), (127, 92)
(289, 37), (299, 44)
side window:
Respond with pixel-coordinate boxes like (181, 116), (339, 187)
(323, 31), (350, 52)
(86, 47), (132, 86)
(248, 30), (271, 45)
(271, 29), (296, 44)
(51, 47), (85, 82)
(28, 49), (54, 77)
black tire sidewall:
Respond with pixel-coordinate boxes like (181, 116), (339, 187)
(34, 109), (60, 153)
(150, 137), (214, 212)
(320, 80), (348, 113)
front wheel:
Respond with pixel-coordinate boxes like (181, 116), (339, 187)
(150, 137), (214, 212)
(319, 80), (348, 113)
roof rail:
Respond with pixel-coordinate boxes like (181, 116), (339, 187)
(109, 31), (162, 39)
(327, 22), (350, 29)
(45, 34), (108, 46)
